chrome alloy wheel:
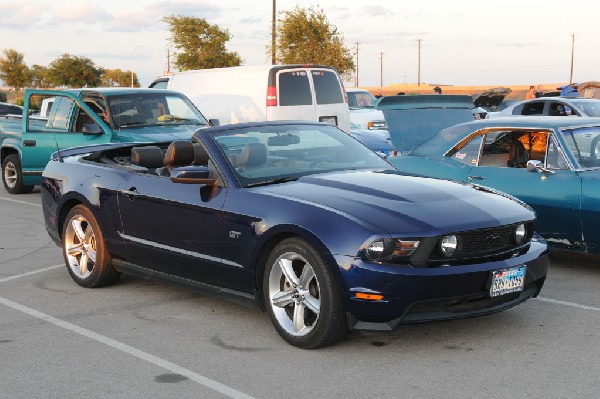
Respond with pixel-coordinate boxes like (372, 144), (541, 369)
(268, 252), (321, 337)
(64, 214), (97, 279)
(3, 160), (17, 189)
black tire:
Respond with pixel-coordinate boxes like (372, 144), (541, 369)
(62, 205), (120, 288)
(263, 238), (348, 349)
(2, 154), (34, 194)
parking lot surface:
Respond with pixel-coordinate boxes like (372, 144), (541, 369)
(1, 188), (599, 398)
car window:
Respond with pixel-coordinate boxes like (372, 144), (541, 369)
(312, 70), (344, 105)
(521, 102), (544, 115)
(562, 126), (600, 168)
(348, 91), (377, 108)
(450, 134), (483, 166)
(278, 71), (312, 106)
(576, 101), (600, 117)
(26, 95), (77, 133)
(546, 135), (569, 169)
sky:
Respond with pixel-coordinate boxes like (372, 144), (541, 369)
(2, 0), (600, 88)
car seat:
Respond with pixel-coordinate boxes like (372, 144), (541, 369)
(507, 138), (529, 168)
(156, 141), (196, 176)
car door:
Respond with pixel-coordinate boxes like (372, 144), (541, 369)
(462, 131), (583, 250)
(21, 91), (111, 176)
(117, 172), (227, 286)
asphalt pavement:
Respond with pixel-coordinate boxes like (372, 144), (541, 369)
(1, 187), (599, 398)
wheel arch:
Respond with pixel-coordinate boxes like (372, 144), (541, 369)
(1, 146), (20, 165)
(56, 194), (94, 240)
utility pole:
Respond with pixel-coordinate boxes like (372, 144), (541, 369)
(166, 48), (171, 73)
(569, 33), (575, 85)
(271, 0), (276, 65)
(379, 52), (384, 88)
(417, 38), (422, 86)
(355, 42), (360, 87)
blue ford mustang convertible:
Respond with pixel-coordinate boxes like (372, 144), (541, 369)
(41, 121), (549, 348)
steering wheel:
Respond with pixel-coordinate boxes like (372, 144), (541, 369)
(308, 157), (336, 168)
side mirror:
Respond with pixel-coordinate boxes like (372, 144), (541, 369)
(82, 123), (103, 135)
(170, 166), (217, 185)
(209, 118), (220, 127)
(526, 160), (555, 174)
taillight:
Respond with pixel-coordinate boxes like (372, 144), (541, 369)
(267, 85), (277, 106)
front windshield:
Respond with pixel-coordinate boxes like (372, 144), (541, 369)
(107, 93), (209, 129)
(573, 100), (600, 117)
(348, 91), (378, 109)
(210, 124), (393, 187)
(561, 126), (600, 168)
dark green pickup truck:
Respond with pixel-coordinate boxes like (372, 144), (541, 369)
(0, 88), (213, 194)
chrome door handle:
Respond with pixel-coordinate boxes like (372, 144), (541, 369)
(467, 175), (485, 181)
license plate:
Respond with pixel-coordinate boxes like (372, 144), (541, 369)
(490, 266), (526, 297)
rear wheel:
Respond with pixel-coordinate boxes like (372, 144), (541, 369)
(263, 238), (347, 349)
(2, 154), (34, 194)
(62, 205), (120, 287)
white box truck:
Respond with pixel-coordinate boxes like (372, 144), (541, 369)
(149, 65), (350, 132)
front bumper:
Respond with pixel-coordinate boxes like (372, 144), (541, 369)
(335, 237), (549, 330)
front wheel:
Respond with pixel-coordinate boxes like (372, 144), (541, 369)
(2, 154), (34, 194)
(263, 238), (347, 349)
(62, 205), (120, 287)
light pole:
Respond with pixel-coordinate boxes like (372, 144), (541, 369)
(569, 33), (575, 85)
(130, 45), (142, 87)
(272, 0), (276, 65)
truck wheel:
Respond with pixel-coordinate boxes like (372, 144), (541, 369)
(62, 205), (121, 288)
(2, 154), (34, 194)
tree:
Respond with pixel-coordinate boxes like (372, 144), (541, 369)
(275, 6), (354, 78)
(46, 54), (104, 88)
(30, 64), (51, 88)
(101, 68), (139, 87)
(0, 49), (31, 94)
(163, 15), (242, 71)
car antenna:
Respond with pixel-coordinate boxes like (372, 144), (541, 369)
(55, 139), (64, 163)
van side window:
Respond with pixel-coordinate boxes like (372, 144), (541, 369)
(278, 71), (312, 106)
(312, 71), (344, 105)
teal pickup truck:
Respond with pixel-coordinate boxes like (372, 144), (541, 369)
(0, 88), (213, 194)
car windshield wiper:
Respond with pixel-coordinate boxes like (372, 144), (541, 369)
(245, 176), (299, 187)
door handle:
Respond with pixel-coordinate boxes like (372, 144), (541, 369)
(120, 187), (140, 200)
(23, 140), (36, 147)
(467, 175), (485, 181)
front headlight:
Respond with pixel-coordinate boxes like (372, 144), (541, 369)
(440, 235), (458, 257)
(364, 238), (420, 262)
(515, 223), (526, 244)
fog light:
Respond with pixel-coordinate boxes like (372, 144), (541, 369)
(515, 224), (526, 244)
(440, 235), (458, 257)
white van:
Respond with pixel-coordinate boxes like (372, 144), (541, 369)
(149, 65), (350, 132)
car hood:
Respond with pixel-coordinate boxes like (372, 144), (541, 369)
(377, 95), (476, 152)
(348, 129), (394, 152)
(257, 170), (533, 236)
(472, 87), (512, 108)
(110, 124), (202, 142)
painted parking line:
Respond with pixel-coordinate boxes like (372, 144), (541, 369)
(0, 264), (64, 284)
(536, 296), (600, 313)
(0, 196), (42, 207)
(0, 295), (255, 399)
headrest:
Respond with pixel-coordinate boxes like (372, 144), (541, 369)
(192, 142), (209, 165)
(131, 146), (164, 168)
(238, 142), (267, 168)
(164, 141), (195, 166)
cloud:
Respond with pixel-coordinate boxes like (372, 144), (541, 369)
(0, 3), (46, 29)
(361, 5), (394, 17)
(52, 1), (111, 24)
(240, 17), (262, 24)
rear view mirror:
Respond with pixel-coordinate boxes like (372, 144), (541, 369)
(209, 118), (220, 127)
(268, 134), (300, 146)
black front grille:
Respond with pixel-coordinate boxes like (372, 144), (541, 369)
(410, 222), (534, 267)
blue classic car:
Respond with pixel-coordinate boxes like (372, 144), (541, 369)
(41, 121), (548, 348)
(387, 116), (600, 254)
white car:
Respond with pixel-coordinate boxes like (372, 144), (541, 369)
(346, 88), (387, 130)
(486, 97), (600, 119)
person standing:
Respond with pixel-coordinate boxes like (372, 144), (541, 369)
(526, 85), (536, 99)
(433, 86), (442, 94)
